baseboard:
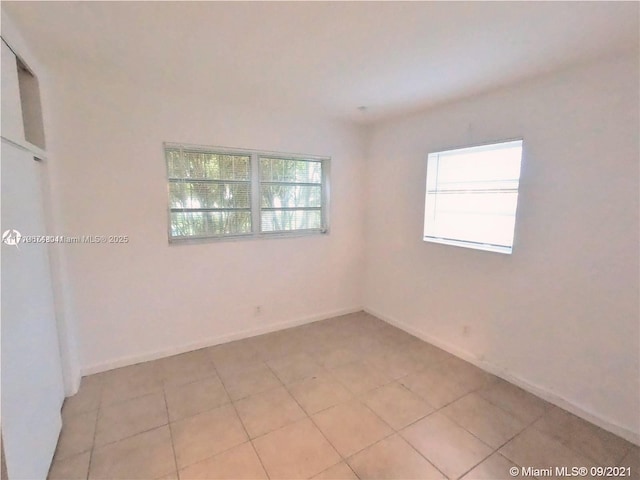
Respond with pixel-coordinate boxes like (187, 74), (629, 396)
(81, 306), (363, 376)
(364, 307), (640, 447)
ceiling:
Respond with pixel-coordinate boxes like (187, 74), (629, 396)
(2, 1), (638, 124)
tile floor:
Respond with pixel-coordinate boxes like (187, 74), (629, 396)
(48, 312), (639, 480)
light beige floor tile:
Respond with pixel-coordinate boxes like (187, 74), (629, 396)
(235, 386), (306, 438)
(313, 400), (393, 457)
(365, 350), (430, 380)
(54, 409), (97, 459)
(171, 404), (248, 469)
(440, 393), (526, 448)
(348, 434), (445, 479)
(404, 340), (454, 367)
(350, 336), (395, 357)
(460, 453), (522, 479)
(400, 364), (474, 409)
(355, 314), (387, 326)
(165, 376), (229, 422)
(179, 442), (267, 479)
(401, 412), (493, 480)
(212, 357), (264, 378)
(250, 331), (307, 360)
(361, 382), (433, 430)
(287, 372), (352, 415)
(208, 340), (261, 367)
(253, 418), (340, 479)
(89, 426), (175, 479)
(312, 462), (358, 480)
(358, 331), (398, 350)
(208, 342), (263, 378)
(156, 472), (179, 480)
(350, 313), (389, 332)
(62, 376), (103, 419)
(267, 353), (325, 384)
(100, 361), (164, 406)
(218, 363), (281, 400)
(313, 347), (362, 369)
(499, 427), (597, 480)
(534, 406), (632, 465)
(344, 316), (383, 332)
(330, 361), (393, 395)
(157, 349), (215, 387)
(620, 447), (639, 480)
(297, 333), (338, 355)
(376, 324), (418, 345)
(445, 358), (497, 391)
(477, 379), (549, 424)
(95, 392), (168, 446)
(48, 451), (90, 480)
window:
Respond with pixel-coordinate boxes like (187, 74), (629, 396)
(259, 157), (323, 232)
(166, 148), (252, 238)
(423, 139), (523, 254)
(165, 143), (329, 241)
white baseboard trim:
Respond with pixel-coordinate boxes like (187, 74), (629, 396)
(364, 307), (640, 447)
(81, 306), (363, 376)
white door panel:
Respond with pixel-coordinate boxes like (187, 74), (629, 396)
(1, 142), (65, 479)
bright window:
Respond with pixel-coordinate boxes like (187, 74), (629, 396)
(165, 143), (329, 241)
(423, 140), (523, 254)
(259, 157), (324, 232)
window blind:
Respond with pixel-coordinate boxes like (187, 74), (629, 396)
(164, 143), (329, 241)
(259, 157), (324, 233)
(424, 140), (523, 254)
(166, 147), (252, 239)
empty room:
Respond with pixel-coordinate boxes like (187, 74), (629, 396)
(1, 2), (638, 479)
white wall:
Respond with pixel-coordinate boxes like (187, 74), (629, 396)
(44, 67), (366, 374)
(363, 53), (640, 443)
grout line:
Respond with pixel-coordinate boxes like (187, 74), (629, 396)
(262, 360), (357, 477)
(285, 372), (400, 467)
(84, 390), (170, 449)
(89, 424), (171, 450)
(339, 381), (446, 476)
(85, 378), (104, 480)
(161, 383), (180, 478)
(163, 357), (260, 472)
(161, 372), (219, 392)
(398, 440), (450, 479)
(97, 370), (166, 409)
(459, 427), (533, 479)
(443, 388), (548, 479)
(346, 362), (499, 479)
(312, 460), (359, 479)
(171, 430), (260, 474)
(210, 360), (272, 480)
(526, 409), (629, 467)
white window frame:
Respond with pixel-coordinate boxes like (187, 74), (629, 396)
(164, 142), (330, 243)
(423, 139), (523, 255)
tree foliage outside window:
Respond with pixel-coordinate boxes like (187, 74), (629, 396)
(260, 157), (322, 232)
(165, 144), (328, 241)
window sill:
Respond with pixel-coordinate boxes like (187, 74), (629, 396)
(423, 236), (512, 255)
(169, 229), (329, 245)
